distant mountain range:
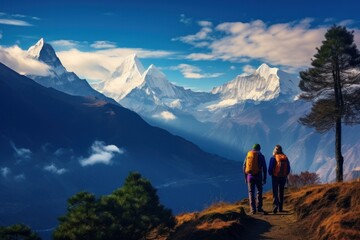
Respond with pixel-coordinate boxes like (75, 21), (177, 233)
(0, 61), (243, 235)
(2, 38), (360, 238)
(22, 39), (360, 183)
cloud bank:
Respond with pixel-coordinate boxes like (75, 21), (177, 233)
(56, 47), (176, 82)
(176, 19), (360, 70)
(0, 46), (52, 76)
(79, 141), (123, 166)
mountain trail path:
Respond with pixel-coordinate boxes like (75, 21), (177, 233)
(243, 195), (307, 240)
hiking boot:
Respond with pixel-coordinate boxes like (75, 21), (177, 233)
(257, 208), (265, 213)
(273, 206), (278, 214)
(250, 210), (256, 214)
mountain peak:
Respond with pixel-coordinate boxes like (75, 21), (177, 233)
(146, 64), (165, 78)
(27, 38), (64, 68)
(112, 54), (145, 78)
(255, 63), (278, 79)
(27, 38), (45, 59)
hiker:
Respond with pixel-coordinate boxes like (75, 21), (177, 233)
(243, 143), (267, 214)
(268, 144), (291, 213)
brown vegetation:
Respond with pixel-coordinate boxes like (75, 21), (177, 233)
(287, 181), (360, 240)
(288, 171), (320, 187)
(150, 181), (360, 240)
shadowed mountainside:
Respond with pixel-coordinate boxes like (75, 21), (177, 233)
(0, 62), (243, 234)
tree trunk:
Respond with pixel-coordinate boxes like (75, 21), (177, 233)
(335, 117), (344, 182)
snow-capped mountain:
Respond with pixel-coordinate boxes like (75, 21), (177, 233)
(27, 38), (116, 103)
(23, 43), (360, 183)
(94, 56), (358, 183)
(100, 54), (145, 101)
(209, 64), (299, 109)
(0, 62), (242, 234)
(94, 55), (216, 121)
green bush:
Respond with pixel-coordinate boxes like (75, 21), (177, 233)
(0, 224), (41, 240)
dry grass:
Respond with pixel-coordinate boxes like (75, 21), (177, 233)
(165, 201), (248, 240)
(287, 181), (360, 240)
(150, 181), (360, 240)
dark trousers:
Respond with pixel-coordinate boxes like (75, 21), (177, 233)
(271, 176), (287, 210)
(247, 176), (263, 211)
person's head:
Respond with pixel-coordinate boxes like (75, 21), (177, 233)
(252, 143), (261, 151)
(273, 145), (283, 155)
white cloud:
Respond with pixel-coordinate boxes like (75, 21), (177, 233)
(198, 21), (213, 28)
(153, 111), (177, 121)
(180, 14), (192, 25)
(173, 20), (213, 47)
(11, 142), (32, 159)
(50, 40), (80, 48)
(44, 164), (67, 175)
(186, 53), (215, 61)
(0, 45), (52, 76)
(91, 41), (117, 49)
(14, 174), (25, 181)
(240, 64), (256, 76)
(1, 167), (10, 178)
(175, 19), (360, 69)
(79, 141), (123, 166)
(171, 64), (223, 79)
(56, 47), (176, 82)
(0, 19), (32, 26)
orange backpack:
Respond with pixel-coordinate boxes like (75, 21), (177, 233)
(245, 150), (260, 175)
(273, 154), (289, 177)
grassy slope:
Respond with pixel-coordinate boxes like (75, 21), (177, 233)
(288, 181), (360, 240)
(150, 180), (360, 240)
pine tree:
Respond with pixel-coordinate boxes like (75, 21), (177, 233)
(53, 172), (174, 240)
(299, 25), (360, 182)
(111, 172), (175, 240)
(53, 192), (99, 240)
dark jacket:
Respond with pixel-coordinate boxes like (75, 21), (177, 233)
(268, 154), (291, 177)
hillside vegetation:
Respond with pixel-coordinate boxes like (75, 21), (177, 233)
(151, 181), (360, 240)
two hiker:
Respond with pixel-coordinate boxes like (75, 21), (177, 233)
(243, 143), (291, 214)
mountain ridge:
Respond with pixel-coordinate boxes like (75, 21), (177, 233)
(26, 38), (116, 104)
(0, 61), (243, 234)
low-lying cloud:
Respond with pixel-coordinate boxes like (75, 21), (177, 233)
(1, 167), (10, 178)
(153, 111), (177, 121)
(11, 141), (32, 160)
(79, 141), (123, 166)
(170, 64), (223, 79)
(0, 46), (51, 76)
(44, 164), (67, 175)
(56, 47), (176, 82)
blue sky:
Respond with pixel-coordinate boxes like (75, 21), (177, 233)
(1, 0), (360, 91)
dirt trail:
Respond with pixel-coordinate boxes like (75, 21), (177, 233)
(243, 194), (307, 240)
